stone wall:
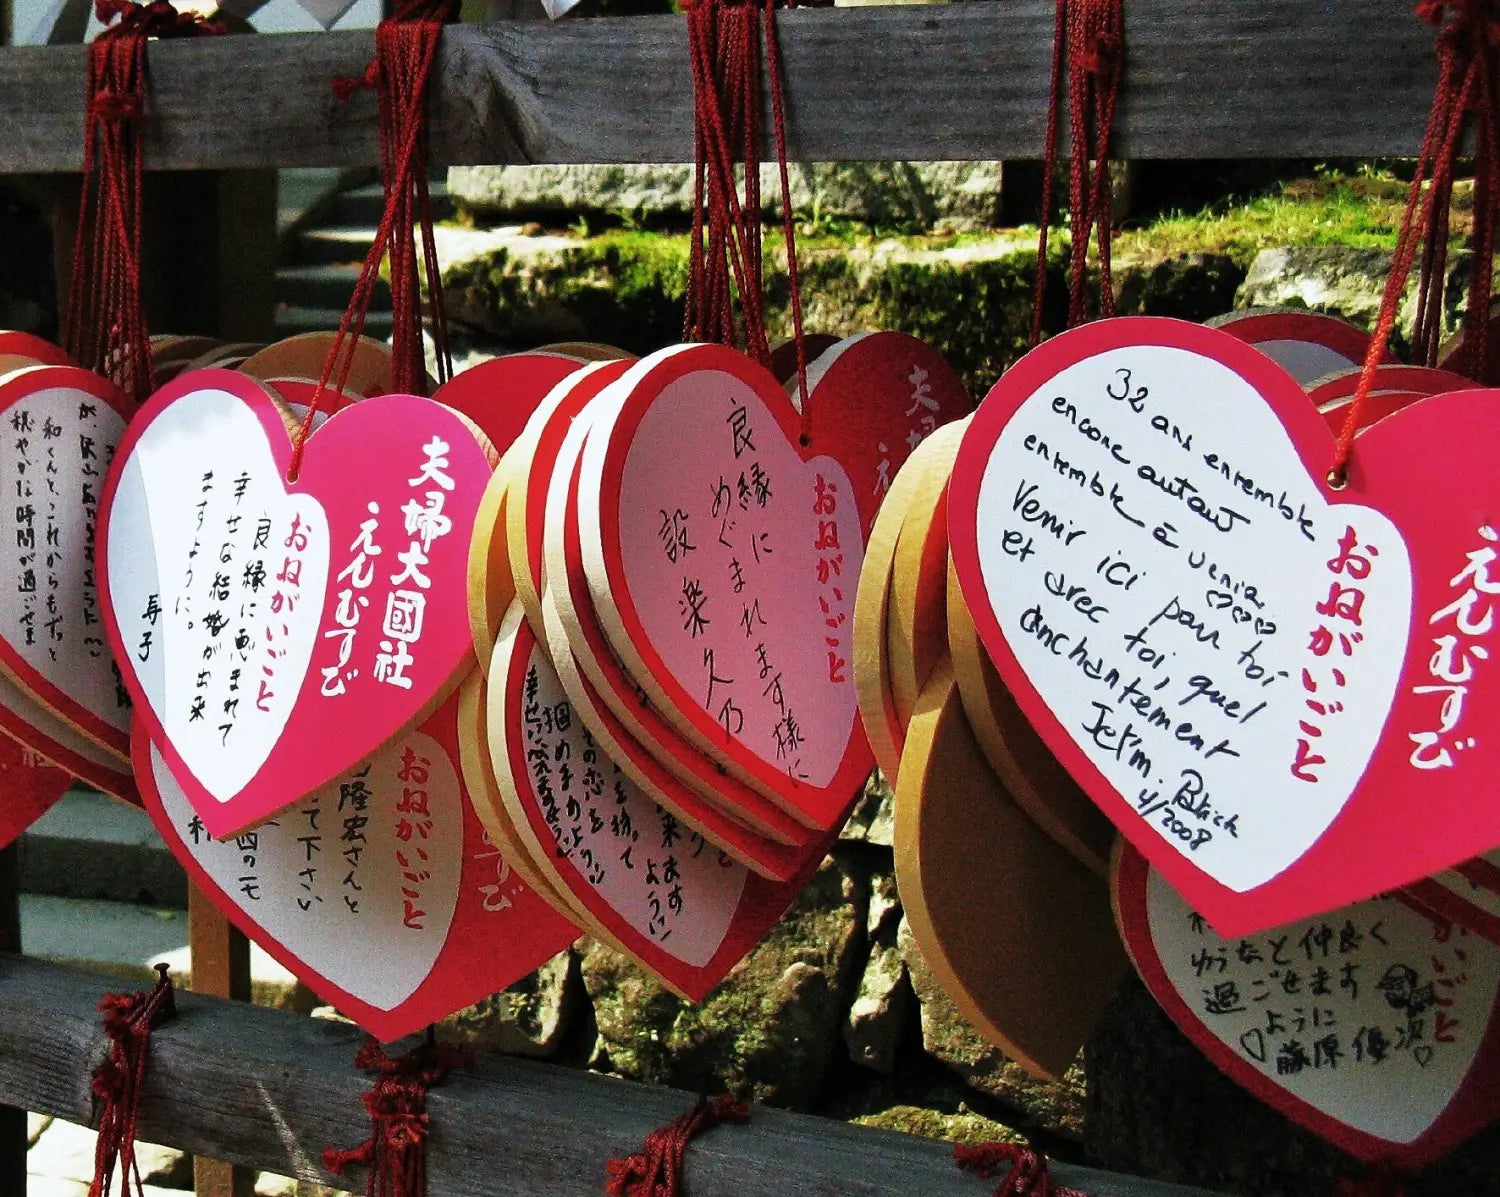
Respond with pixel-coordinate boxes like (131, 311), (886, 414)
(423, 777), (1093, 1166)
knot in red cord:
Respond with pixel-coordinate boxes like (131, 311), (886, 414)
(604, 1095), (750, 1197)
(954, 1141), (1084, 1197)
(1076, 30), (1121, 75)
(322, 1036), (471, 1197)
(88, 964), (174, 1197)
(87, 87), (142, 122)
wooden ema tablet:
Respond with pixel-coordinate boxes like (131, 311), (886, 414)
(0, 365), (137, 765)
(944, 555), (1112, 874)
(141, 691), (579, 1042)
(0, 669), (134, 801)
(490, 599), (834, 1001)
(100, 369), (494, 837)
(541, 412), (813, 879)
(1406, 852), (1500, 946)
(576, 338), (970, 831)
(887, 417), (969, 723)
(0, 332), (73, 368)
(543, 391), (815, 857)
(455, 665), (584, 921)
(894, 659), (1127, 1077)
(239, 332), (396, 397)
(1439, 301), (1500, 384)
(0, 737), (71, 848)
(185, 342), (265, 372)
(768, 333), (840, 387)
(494, 357), (635, 640)
(1209, 307), (1377, 385)
(1307, 364), (1472, 413)
(534, 342), (633, 362)
(852, 434), (916, 785)
(1113, 842), (1500, 1168)
(439, 352), (588, 664)
(944, 315), (1500, 936)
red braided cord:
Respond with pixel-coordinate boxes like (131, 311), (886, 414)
(763, 0), (809, 425)
(1031, 0), (1123, 347)
(604, 1094), (750, 1197)
(1331, 0), (1495, 479)
(954, 1141), (1085, 1197)
(65, 0), (223, 404)
(323, 1036), (472, 1197)
(89, 963), (175, 1197)
(293, 0), (455, 482)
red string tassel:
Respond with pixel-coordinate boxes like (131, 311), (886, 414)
(1330, 0), (1500, 480)
(65, 0), (223, 405)
(293, 0), (456, 481)
(604, 1094), (749, 1197)
(954, 1140), (1085, 1197)
(323, 1036), (472, 1197)
(89, 962), (175, 1197)
(1031, 0), (1125, 348)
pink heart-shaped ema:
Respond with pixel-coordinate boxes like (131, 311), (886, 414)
(100, 369), (491, 837)
(0, 737), (73, 849)
(0, 366), (133, 759)
(1115, 844), (1500, 1167)
(949, 316), (1500, 935)
(577, 337), (970, 830)
(490, 607), (830, 999)
(140, 693), (579, 1041)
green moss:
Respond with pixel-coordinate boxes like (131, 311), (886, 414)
(853, 1104), (1024, 1147)
(582, 852), (864, 1108)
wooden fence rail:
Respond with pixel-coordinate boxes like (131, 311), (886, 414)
(0, 0), (1445, 174)
(0, 955), (1226, 1197)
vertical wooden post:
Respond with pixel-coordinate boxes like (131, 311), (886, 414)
(0, 841), (26, 1194)
(188, 885), (256, 1197)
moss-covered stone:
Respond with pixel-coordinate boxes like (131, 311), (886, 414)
(852, 1104), (1024, 1147)
(440, 228), (1244, 399)
(434, 947), (583, 1060)
(581, 849), (867, 1109)
(900, 919), (1088, 1139)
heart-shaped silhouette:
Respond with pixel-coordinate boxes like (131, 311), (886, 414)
(1115, 843), (1500, 1167)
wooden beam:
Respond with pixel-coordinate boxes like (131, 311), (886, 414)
(0, 955), (1225, 1197)
(0, 0), (1442, 173)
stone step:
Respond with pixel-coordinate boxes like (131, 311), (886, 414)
(293, 224), (380, 267)
(19, 893), (312, 1011)
(20, 787), (185, 908)
(329, 178), (452, 227)
(275, 166), (347, 241)
(273, 305), (394, 340)
(27, 1113), (314, 1195)
(275, 262), (391, 311)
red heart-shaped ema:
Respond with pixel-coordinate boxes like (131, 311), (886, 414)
(0, 736), (73, 848)
(950, 315), (1500, 935)
(488, 606), (831, 1000)
(1115, 843), (1500, 1168)
(575, 337), (970, 832)
(100, 368), (492, 837)
(140, 692), (578, 1041)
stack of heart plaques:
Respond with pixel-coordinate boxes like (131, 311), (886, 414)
(914, 308), (1500, 1166)
(96, 335), (617, 1039)
(462, 333), (973, 998)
